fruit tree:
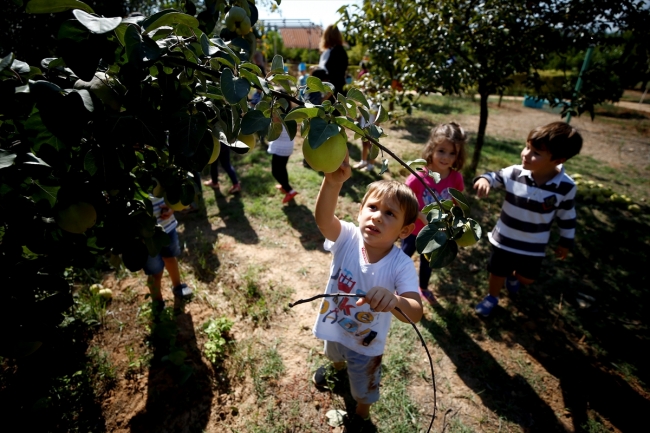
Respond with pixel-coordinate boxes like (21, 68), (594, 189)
(0, 0), (481, 357)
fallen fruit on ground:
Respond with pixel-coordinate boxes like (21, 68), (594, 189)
(302, 133), (347, 173)
(98, 288), (113, 300)
(90, 283), (103, 294)
(56, 202), (97, 234)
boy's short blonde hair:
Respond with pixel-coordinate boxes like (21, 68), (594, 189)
(361, 180), (419, 226)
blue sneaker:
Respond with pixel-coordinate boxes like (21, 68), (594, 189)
(505, 276), (520, 294)
(475, 295), (499, 317)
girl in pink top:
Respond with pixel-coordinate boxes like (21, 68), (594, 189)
(402, 123), (468, 304)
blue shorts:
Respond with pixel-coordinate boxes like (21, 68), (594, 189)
(324, 340), (382, 404)
(143, 229), (181, 276)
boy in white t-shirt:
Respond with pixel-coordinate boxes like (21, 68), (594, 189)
(312, 152), (423, 429)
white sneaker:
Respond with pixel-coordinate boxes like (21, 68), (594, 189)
(353, 160), (368, 169)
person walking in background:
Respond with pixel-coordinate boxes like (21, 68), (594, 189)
(268, 125), (298, 204)
(203, 142), (241, 194)
(353, 101), (380, 172)
(316, 24), (348, 100)
(473, 122), (583, 317)
(402, 123), (468, 305)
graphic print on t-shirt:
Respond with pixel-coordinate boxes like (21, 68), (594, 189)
(321, 266), (378, 345)
(422, 187), (453, 206)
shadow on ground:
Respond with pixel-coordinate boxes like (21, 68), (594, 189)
(427, 136), (650, 432)
(130, 302), (221, 433)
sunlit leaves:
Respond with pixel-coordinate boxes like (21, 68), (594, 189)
(72, 10), (121, 34)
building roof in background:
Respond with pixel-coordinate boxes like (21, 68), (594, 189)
(278, 26), (322, 49)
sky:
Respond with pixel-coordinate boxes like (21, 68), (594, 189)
(257, 0), (364, 27)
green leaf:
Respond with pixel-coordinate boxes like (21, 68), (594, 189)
(307, 118), (340, 149)
(69, 89), (94, 112)
(84, 149), (98, 175)
(266, 121), (283, 142)
(448, 188), (469, 213)
(285, 107), (321, 122)
(270, 55), (284, 74)
(211, 56), (235, 71)
(0, 150), (17, 169)
(426, 207), (444, 223)
(346, 88), (369, 109)
(427, 240), (458, 269)
(140, 10), (176, 31)
(0, 53), (14, 73)
(270, 73), (297, 85)
(11, 59), (31, 75)
(220, 68), (250, 104)
(367, 124), (383, 139)
(240, 62), (262, 76)
(239, 68), (259, 86)
(26, 0), (94, 14)
(143, 11), (199, 33)
(416, 224), (448, 255)
(31, 182), (60, 207)
(124, 25), (164, 64)
(369, 144), (379, 160)
(379, 158), (389, 175)
(200, 33), (218, 56)
(375, 103), (388, 124)
(427, 170), (441, 183)
(72, 10), (121, 34)
(240, 110), (271, 134)
(333, 116), (364, 135)
(407, 159), (427, 168)
(210, 38), (239, 64)
(306, 76), (326, 93)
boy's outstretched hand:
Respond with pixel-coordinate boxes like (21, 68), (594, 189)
(356, 286), (398, 313)
(473, 177), (490, 198)
(324, 151), (351, 184)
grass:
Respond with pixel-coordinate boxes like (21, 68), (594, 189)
(3, 92), (650, 433)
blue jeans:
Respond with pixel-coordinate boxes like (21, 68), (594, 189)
(210, 142), (238, 185)
(401, 234), (432, 290)
(143, 229), (181, 276)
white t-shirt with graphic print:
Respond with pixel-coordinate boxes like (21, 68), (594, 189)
(312, 221), (418, 357)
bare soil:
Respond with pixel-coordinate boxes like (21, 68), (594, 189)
(87, 100), (650, 432)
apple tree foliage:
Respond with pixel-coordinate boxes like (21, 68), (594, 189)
(0, 0), (481, 358)
(341, 0), (650, 173)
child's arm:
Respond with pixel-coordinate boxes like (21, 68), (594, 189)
(554, 183), (578, 260)
(473, 177), (491, 198)
(314, 152), (351, 242)
(356, 287), (423, 324)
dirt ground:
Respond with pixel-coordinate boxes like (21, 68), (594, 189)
(92, 100), (649, 433)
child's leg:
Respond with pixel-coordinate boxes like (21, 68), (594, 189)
(218, 143), (239, 185)
(488, 273), (506, 298)
(147, 271), (164, 301)
(271, 154), (292, 192)
(162, 256), (182, 288)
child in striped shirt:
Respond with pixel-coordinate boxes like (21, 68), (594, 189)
(473, 122), (583, 317)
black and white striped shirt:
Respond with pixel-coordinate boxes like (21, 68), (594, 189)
(478, 165), (576, 257)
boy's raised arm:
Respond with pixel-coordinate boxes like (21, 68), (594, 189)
(315, 152), (351, 242)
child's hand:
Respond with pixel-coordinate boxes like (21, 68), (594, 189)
(356, 286), (398, 313)
(324, 150), (351, 184)
(159, 205), (174, 220)
(473, 178), (490, 198)
(555, 246), (569, 260)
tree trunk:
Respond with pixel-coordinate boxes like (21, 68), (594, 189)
(470, 89), (489, 174)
